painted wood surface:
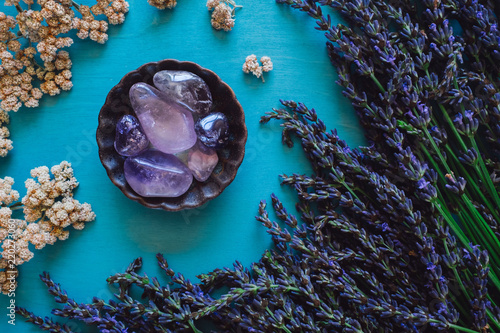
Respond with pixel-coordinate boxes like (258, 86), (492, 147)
(0, 1), (365, 331)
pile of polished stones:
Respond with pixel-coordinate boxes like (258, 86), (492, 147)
(114, 71), (229, 197)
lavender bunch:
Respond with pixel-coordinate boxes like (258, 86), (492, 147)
(16, 101), (497, 331)
(275, 0), (500, 329)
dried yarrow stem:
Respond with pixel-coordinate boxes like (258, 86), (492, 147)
(147, 0), (176, 10)
(0, 161), (95, 294)
(206, 0), (241, 32)
(0, 0), (129, 157)
(243, 54), (273, 82)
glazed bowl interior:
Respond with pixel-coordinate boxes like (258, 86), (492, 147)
(96, 59), (247, 211)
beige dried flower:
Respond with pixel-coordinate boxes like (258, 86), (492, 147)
(0, 125), (13, 157)
(0, 177), (19, 205)
(243, 54), (273, 82)
(211, 3), (234, 32)
(207, 0), (241, 32)
(206, 0), (220, 10)
(261, 56), (273, 72)
(0, 161), (95, 294)
(242, 54), (259, 74)
(105, 0), (129, 25)
(0, 13), (18, 42)
(148, 0), (177, 10)
(91, 0), (110, 15)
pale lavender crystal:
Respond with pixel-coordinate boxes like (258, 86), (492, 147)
(129, 82), (197, 154)
(187, 141), (219, 182)
(114, 115), (149, 157)
(153, 70), (212, 115)
(124, 149), (193, 197)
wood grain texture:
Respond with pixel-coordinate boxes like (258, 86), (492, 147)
(0, 1), (365, 331)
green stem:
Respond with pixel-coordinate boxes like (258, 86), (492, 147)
(445, 145), (500, 221)
(188, 320), (203, 333)
(421, 130), (500, 266)
(8, 202), (23, 210)
(432, 199), (469, 252)
(456, 211), (481, 249)
(423, 128), (452, 172)
(437, 322), (479, 333)
(470, 137), (500, 209)
(458, 209), (500, 275)
(488, 307), (500, 331)
(437, 104), (468, 152)
(266, 307), (292, 333)
(370, 73), (386, 93)
(418, 143), (500, 273)
(462, 195), (500, 257)
(71, 0), (81, 11)
(442, 241), (472, 322)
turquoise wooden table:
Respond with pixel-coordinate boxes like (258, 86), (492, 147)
(0, 1), (365, 331)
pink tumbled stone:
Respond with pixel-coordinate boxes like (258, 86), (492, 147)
(187, 141), (219, 182)
(129, 82), (197, 154)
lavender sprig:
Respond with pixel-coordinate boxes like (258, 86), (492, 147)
(276, 0), (500, 330)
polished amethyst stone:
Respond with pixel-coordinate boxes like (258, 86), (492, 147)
(194, 112), (229, 148)
(124, 149), (193, 197)
(114, 115), (149, 157)
(129, 82), (197, 154)
(153, 70), (212, 115)
(187, 141), (219, 182)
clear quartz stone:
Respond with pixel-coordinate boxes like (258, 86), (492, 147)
(129, 82), (197, 154)
(153, 70), (212, 115)
(124, 149), (193, 197)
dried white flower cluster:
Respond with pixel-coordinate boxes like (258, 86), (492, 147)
(147, 0), (176, 10)
(91, 0), (129, 25)
(0, 161), (95, 294)
(206, 0), (241, 32)
(243, 55), (273, 82)
(0, 110), (12, 157)
(0, 0), (129, 157)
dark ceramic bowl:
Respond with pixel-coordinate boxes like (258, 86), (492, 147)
(96, 60), (247, 211)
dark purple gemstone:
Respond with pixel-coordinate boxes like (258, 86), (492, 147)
(114, 115), (149, 156)
(194, 112), (229, 148)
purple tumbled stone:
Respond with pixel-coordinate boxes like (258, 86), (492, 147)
(124, 149), (193, 197)
(129, 82), (197, 154)
(194, 112), (229, 149)
(153, 70), (212, 116)
(114, 115), (149, 157)
(187, 141), (219, 182)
